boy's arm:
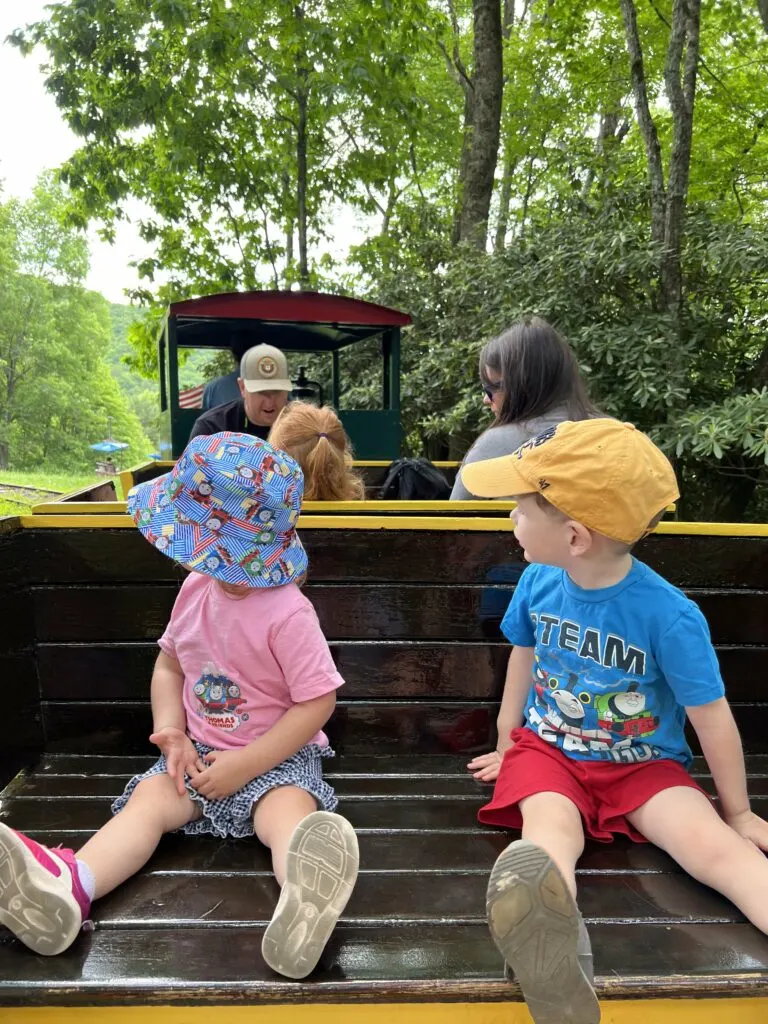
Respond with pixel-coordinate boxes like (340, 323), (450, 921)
(687, 697), (768, 850)
(468, 645), (534, 781)
(498, 645), (535, 752)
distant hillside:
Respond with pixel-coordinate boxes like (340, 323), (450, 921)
(107, 304), (162, 447)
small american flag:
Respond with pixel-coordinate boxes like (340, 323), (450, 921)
(179, 384), (204, 409)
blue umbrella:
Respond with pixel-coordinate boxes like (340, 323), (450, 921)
(90, 439), (130, 453)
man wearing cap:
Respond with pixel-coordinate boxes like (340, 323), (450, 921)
(190, 344), (292, 442)
(200, 330), (253, 411)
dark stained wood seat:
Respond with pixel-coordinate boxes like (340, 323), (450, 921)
(0, 519), (767, 1009)
(2, 752), (768, 1006)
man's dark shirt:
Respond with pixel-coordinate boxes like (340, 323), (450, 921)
(189, 399), (270, 442)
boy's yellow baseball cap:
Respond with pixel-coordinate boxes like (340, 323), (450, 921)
(460, 418), (680, 544)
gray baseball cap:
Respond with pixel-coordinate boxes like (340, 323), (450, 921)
(240, 344), (292, 393)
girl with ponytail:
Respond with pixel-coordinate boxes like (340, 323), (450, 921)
(269, 402), (365, 502)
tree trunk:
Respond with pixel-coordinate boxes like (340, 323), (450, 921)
(294, 4), (309, 288)
(452, 89), (474, 245)
(619, 0), (701, 321)
(757, 0), (768, 33)
(619, 0), (666, 247)
(581, 111), (630, 200)
(680, 459), (763, 522)
(456, 0), (503, 248)
(662, 0), (701, 320)
(493, 148), (516, 251)
(296, 86), (309, 287)
(502, 0), (515, 36)
(0, 352), (18, 470)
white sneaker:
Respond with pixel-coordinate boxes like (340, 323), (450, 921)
(262, 811), (359, 979)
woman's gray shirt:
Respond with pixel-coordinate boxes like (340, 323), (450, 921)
(450, 405), (569, 500)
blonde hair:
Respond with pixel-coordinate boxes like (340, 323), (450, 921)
(269, 402), (365, 501)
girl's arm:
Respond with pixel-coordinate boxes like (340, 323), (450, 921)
(150, 650), (186, 732)
(149, 650), (203, 795)
(468, 645), (534, 781)
(191, 691), (337, 801)
(687, 696), (768, 849)
(239, 691), (337, 777)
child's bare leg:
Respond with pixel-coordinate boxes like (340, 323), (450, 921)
(0, 772), (200, 955)
(253, 784), (318, 884)
(627, 786), (768, 933)
(77, 773), (201, 898)
(519, 791), (585, 897)
(256, 786), (359, 980)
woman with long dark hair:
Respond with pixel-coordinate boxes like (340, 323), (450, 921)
(451, 317), (599, 500)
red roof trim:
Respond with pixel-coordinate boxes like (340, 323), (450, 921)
(168, 290), (412, 327)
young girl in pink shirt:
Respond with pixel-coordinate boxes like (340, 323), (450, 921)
(0, 432), (358, 980)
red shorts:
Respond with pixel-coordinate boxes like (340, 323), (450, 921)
(478, 727), (706, 843)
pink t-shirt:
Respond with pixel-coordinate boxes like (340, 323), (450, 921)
(158, 572), (344, 749)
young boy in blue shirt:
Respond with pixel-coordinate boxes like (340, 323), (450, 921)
(461, 419), (768, 1024)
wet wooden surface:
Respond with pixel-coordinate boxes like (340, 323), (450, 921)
(37, 699), (768, 757)
(1, 754), (768, 1006)
(0, 525), (42, 788)
(14, 528), (768, 587)
(36, 640), (767, 702)
(29, 583), (768, 643)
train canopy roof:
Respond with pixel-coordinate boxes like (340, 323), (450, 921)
(167, 290), (412, 352)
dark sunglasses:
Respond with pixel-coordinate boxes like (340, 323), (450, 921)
(482, 380), (503, 400)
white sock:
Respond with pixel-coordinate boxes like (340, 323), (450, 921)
(76, 858), (96, 901)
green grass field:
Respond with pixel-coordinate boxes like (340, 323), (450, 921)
(0, 468), (112, 517)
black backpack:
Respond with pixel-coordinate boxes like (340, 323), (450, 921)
(379, 458), (452, 500)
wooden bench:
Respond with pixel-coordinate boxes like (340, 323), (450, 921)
(1, 514), (767, 1021)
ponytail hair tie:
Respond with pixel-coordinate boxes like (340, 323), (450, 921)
(317, 432), (328, 439)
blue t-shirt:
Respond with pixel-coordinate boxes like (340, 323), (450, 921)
(202, 371), (241, 411)
(501, 559), (725, 767)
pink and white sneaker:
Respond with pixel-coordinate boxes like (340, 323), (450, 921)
(0, 822), (91, 955)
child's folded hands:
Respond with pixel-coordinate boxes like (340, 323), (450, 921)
(190, 748), (257, 801)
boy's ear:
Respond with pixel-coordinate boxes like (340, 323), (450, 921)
(567, 520), (593, 557)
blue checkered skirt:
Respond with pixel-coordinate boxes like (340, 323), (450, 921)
(111, 741), (337, 839)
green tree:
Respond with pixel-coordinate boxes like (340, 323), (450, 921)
(0, 177), (151, 470)
(11, 0), (447, 295)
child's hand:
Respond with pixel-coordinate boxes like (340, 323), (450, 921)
(726, 809), (768, 851)
(150, 726), (204, 796)
(467, 750), (504, 783)
(191, 749), (255, 801)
